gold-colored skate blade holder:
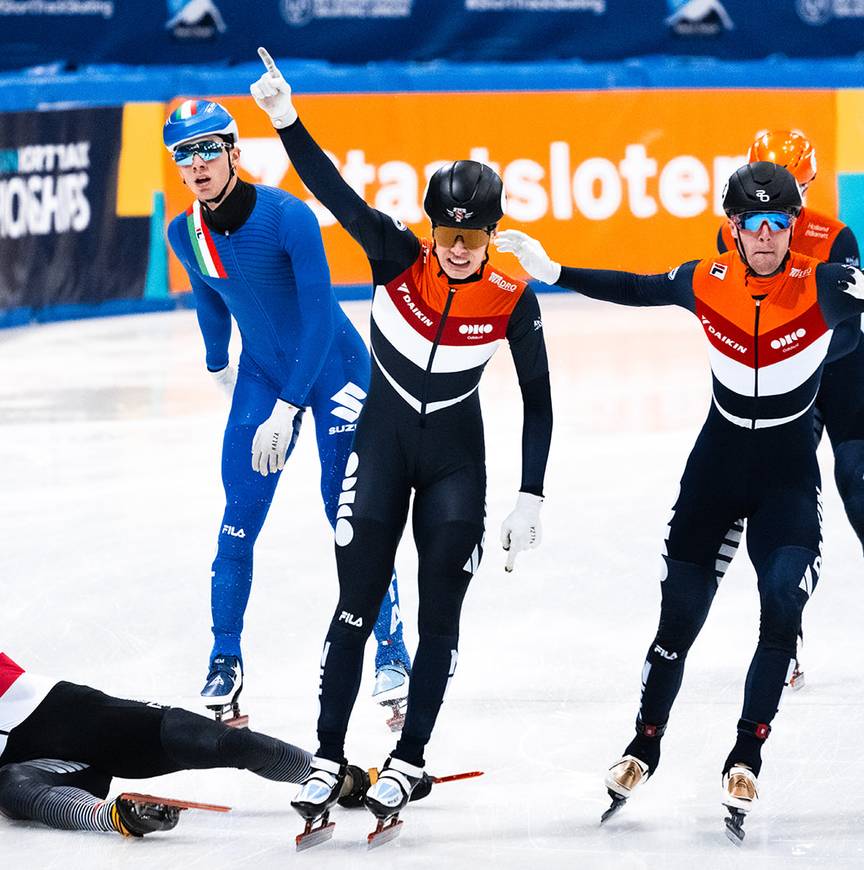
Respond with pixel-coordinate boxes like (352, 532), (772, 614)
(367, 815), (403, 849)
(296, 813), (336, 851)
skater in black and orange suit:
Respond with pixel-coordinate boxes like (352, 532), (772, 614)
(495, 161), (864, 841)
(250, 48), (553, 835)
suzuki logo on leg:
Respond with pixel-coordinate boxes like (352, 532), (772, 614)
(330, 382), (367, 424)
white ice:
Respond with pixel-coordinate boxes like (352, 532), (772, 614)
(2, 297), (864, 869)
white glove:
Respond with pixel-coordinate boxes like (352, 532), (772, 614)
(500, 492), (544, 573)
(251, 399), (303, 477)
(209, 364), (237, 399)
(250, 46), (298, 129)
(493, 230), (561, 285)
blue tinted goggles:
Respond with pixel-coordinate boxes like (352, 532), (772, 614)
(732, 211), (794, 232)
(173, 139), (229, 166)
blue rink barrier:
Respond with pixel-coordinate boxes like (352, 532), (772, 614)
(2, 57), (864, 112)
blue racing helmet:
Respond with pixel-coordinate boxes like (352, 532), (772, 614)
(163, 100), (239, 153)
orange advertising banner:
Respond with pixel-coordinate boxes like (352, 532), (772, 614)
(163, 90), (836, 292)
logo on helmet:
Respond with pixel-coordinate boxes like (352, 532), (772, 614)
(446, 207), (475, 223)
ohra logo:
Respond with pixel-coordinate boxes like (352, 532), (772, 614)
(335, 451), (359, 547)
(459, 323), (493, 335)
(771, 328), (806, 350)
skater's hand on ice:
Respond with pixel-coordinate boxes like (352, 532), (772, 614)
(500, 492), (543, 572)
(251, 399), (303, 476)
(209, 364), (237, 400)
(250, 47), (298, 129)
(493, 230), (561, 285)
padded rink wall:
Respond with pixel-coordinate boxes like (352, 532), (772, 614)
(1, 60), (864, 325)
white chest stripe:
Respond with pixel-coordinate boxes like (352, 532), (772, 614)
(711, 391), (817, 429)
(373, 286), (502, 373)
(706, 329), (831, 397)
(371, 346), (480, 414)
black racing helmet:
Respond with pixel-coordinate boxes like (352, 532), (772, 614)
(722, 161), (802, 217)
(424, 160), (505, 230)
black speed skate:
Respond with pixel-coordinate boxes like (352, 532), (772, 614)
(111, 795), (181, 837)
(365, 757), (425, 849)
(291, 757), (346, 851)
(201, 655), (248, 728)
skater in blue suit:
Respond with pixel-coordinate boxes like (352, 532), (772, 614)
(163, 100), (410, 727)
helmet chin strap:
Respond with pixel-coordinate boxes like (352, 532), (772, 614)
(202, 155), (236, 207)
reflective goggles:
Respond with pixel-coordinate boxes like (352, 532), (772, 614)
(731, 211), (794, 232)
(172, 139), (230, 166)
(432, 225), (491, 249)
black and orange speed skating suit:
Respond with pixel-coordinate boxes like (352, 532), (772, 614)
(554, 250), (864, 776)
(720, 209), (864, 551)
(277, 121), (553, 768)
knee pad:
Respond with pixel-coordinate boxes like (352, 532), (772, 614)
(655, 558), (717, 652)
(757, 546), (818, 650)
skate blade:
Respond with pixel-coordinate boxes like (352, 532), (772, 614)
(386, 709), (406, 732)
(600, 795), (627, 824)
(223, 714), (249, 729)
(296, 819), (335, 851)
(723, 806), (746, 845)
(788, 673), (805, 691)
(367, 817), (403, 849)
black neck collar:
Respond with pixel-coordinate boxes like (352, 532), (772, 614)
(200, 180), (257, 234)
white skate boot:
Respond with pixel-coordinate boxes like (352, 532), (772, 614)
(722, 764), (758, 844)
(601, 755), (650, 822)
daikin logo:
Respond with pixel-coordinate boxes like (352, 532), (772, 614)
(666, 0), (734, 35)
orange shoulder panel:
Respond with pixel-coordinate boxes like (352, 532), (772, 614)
(792, 206), (846, 261)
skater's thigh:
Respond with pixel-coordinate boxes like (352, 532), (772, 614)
(665, 439), (744, 567)
(3, 682), (176, 779)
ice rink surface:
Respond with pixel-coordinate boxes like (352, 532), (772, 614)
(2, 296), (864, 869)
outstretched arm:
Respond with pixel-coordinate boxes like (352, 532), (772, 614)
(494, 230), (696, 311)
(251, 48), (419, 273)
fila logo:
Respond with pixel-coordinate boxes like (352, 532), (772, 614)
(330, 381), (366, 423)
(489, 272), (517, 292)
(221, 524), (246, 538)
(335, 451), (359, 547)
(770, 328), (806, 350)
(653, 644), (678, 661)
(755, 189), (770, 202)
(709, 262), (727, 280)
(338, 610), (363, 627)
(459, 323), (494, 335)
(789, 266), (812, 279)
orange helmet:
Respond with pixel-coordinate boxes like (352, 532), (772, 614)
(748, 129), (817, 187)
